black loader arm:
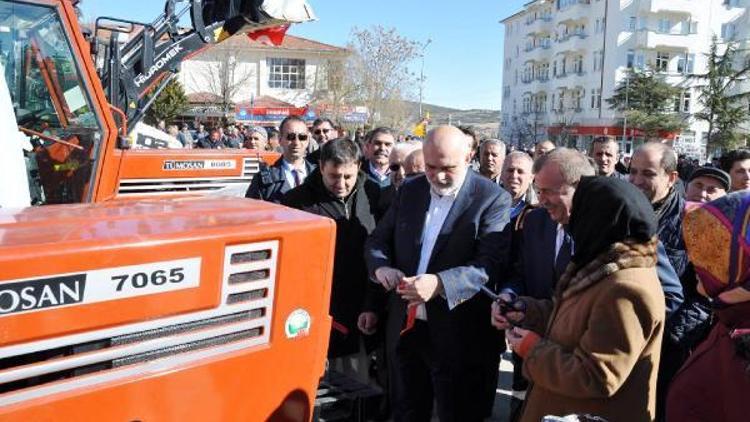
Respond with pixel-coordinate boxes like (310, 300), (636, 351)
(93, 0), (315, 133)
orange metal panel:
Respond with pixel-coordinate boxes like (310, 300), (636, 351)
(0, 197), (335, 420)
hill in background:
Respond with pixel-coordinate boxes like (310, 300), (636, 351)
(405, 101), (500, 138)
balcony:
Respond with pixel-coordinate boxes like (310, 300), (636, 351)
(636, 30), (694, 50)
(556, 0), (591, 24)
(526, 16), (553, 35)
(525, 44), (553, 61)
(638, 0), (693, 15)
(557, 33), (589, 53)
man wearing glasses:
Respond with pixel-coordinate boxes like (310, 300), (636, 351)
(245, 116), (316, 203)
(501, 148), (683, 421)
(306, 118), (339, 165)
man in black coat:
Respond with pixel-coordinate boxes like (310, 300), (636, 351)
(283, 138), (384, 381)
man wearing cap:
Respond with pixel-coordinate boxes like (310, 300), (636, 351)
(685, 167), (730, 203)
(243, 126), (269, 151)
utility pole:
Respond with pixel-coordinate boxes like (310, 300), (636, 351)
(622, 73), (630, 150)
(419, 38), (432, 118)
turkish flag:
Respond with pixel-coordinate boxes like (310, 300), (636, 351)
(248, 25), (290, 46)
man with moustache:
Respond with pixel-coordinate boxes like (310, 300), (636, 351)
(366, 125), (512, 421)
(363, 127), (396, 189)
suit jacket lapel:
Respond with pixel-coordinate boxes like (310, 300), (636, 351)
(542, 213), (558, 269)
(427, 171), (475, 270)
(273, 159), (292, 192)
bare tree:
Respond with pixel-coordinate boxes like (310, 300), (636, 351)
(347, 26), (423, 128)
(185, 48), (255, 121)
(311, 58), (358, 123)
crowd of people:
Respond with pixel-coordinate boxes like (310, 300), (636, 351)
(243, 114), (750, 422)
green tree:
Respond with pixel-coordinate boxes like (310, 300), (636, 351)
(607, 69), (686, 142)
(692, 36), (750, 152)
(147, 79), (188, 125)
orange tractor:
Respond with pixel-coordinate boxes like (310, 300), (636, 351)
(0, 1), (337, 420)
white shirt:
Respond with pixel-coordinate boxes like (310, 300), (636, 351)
(281, 159), (308, 188)
(368, 161), (390, 183)
(414, 173), (467, 320)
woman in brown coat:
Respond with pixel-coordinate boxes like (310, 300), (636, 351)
(492, 177), (666, 422)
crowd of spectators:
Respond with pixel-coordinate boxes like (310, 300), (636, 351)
(187, 114), (750, 421)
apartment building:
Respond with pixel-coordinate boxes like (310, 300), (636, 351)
(501, 0), (748, 158)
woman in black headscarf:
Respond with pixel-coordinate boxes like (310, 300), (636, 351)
(492, 177), (667, 422)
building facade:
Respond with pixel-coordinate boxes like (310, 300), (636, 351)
(177, 34), (348, 124)
(501, 0), (748, 158)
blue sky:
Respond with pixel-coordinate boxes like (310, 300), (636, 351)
(80, 0), (528, 111)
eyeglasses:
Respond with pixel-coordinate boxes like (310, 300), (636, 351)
(389, 163), (403, 172)
(314, 128), (331, 135)
(285, 133), (309, 141)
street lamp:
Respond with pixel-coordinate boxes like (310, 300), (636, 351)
(419, 38), (432, 119)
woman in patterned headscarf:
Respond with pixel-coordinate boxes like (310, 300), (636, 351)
(667, 191), (750, 421)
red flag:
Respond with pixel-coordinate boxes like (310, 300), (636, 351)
(248, 24), (290, 46)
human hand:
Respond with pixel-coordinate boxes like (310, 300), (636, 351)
(507, 327), (540, 358)
(357, 312), (378, 335)
(397, 274), (442, 305)
(374, 266), (405, 291)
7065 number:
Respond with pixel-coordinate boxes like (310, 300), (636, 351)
(112, 268), (185, 292)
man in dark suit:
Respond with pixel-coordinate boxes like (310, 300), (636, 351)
(501, 148), (684, 421)
(245, 116), (315, 203)
(362, 127), (396, 189)
(365, 125), (512, 421)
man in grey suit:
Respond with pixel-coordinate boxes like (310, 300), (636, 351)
(365, 125), (512, 422)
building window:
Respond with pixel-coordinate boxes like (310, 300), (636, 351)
(574, 56), (584, 74)
(657, 18), (671, 34)
(503, 85), (511, 98)
(573, 89), (584, 110)
(656, 52), (670, 72)
(677, 53), (695, 74)
(721, 23), (736, 40)
(538, 94), (547, 112)
(268, 58), (306, 89)
(674, 90), (692, 113)
(591, 88), (602, 109)
(523, 96), (532, 114)
(627, 50), (635, 68)
(628, 16), (637, 31)
(593, 50), (603, 71)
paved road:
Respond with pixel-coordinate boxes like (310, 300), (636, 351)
(490, 351), (514, 422)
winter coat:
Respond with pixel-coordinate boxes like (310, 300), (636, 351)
(654, 188), (687, 278)
(667, 302), (750, 421)
(519, 241), (665, 422)
(283, 168), (383, 358)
